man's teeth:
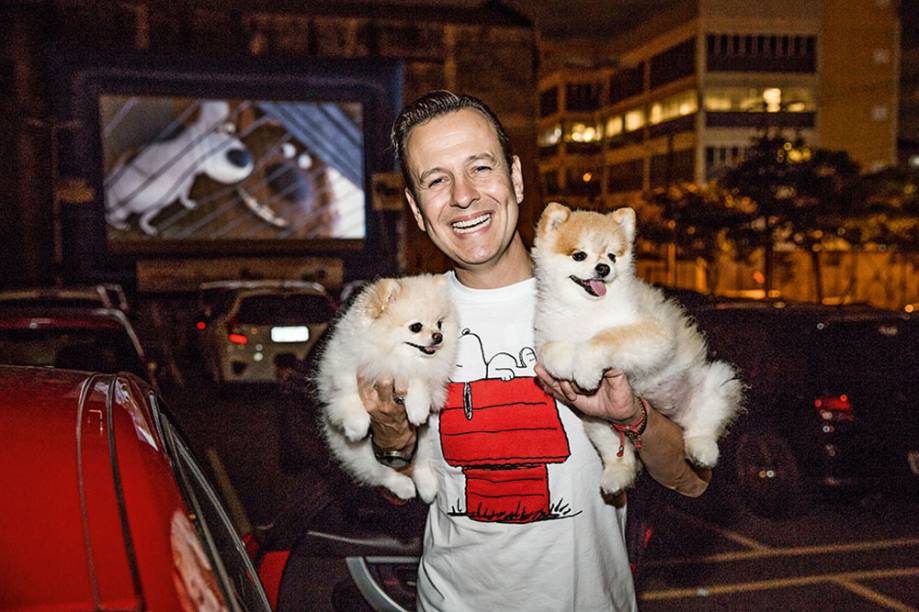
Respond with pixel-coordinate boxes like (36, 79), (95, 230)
(452, 214), (491, 233)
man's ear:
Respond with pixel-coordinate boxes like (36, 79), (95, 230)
(362, 278), (402, 319)
(511, 155), (524, 204)
(536, 201), (570, 238)
(404, 187), (426, 233)
(611, 207), (636, 244)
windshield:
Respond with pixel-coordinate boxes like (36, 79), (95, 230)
(0, 328), (146, 378)
(234, 294), (334, 325)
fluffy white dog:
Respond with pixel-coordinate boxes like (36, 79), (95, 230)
(533, 202), (743, 495)
(316, 275), (458, 502)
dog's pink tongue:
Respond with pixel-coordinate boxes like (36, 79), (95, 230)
(589, 280), (607, 296)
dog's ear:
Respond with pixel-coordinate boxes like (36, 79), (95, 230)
(536, 202), (571, 238)
(363, 278), (402, 319)
(611, 207), (636, 244)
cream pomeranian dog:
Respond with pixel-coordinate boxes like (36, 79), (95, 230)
(316, 274), (457, 502)
(533, 202), (742, 495)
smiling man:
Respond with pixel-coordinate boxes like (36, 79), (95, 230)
(360, 90), (709, 611)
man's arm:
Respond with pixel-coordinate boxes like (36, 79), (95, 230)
(534, 365), (710, 497)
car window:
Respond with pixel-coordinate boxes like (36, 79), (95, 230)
(0, 328), (146, 378)
(158, 410), (271, 611)
(813, 318), (918, 394)
(0, 298), (105, 309)
(234, 294), (334, 325)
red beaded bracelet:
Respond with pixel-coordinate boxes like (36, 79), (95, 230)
(610, 397), (649, 457)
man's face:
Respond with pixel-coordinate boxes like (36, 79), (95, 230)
(403, 109), (524, 274)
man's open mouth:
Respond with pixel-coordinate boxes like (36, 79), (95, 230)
(569, 275), (607, 297)
(405, 342), (438, 355)
(452, 213), (491, 234)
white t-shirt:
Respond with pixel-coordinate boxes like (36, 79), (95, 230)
(416, 272), (636, 611)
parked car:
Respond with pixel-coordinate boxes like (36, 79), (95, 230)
(0, 365), (272, 610)
(0, 305), (155, 384)
(678, 296), (919, 517)
(194, 280), (336, 385)
(0, 283), (130, 312)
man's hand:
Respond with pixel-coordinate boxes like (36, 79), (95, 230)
(534, 364), (641, 423)
(534, 362), (710, 497)
(357, 375), (416, 462)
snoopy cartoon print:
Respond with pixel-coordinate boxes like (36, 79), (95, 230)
(441, 329), (572, 524)
(105, 100), (254, 236)
(454, 328), (537, 381)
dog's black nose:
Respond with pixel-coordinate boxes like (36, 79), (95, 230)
(595, 263), (610, 277)
(432, 332), (443, 345)
(227, 148), (252, 168)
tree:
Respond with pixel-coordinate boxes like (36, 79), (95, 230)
(643, 182), (754, 293)
(719, 132), (862, 302)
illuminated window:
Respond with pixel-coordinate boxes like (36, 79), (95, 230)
(606, 115), (623, 138)
(565, 121), (603, 143)
(648, 89), (698, 124)
(538, 123), (562, 147)
(624, 108), (645, 132)
(704, 86), (815, 112)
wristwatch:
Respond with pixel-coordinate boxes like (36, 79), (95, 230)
(370, 434), (417, 469)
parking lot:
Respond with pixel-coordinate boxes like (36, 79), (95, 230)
(640, 496), (919, 611)
(140, 295), (919, 611)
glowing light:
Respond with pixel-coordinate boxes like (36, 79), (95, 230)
(906, 304), (915, 313)
(763, 87), (782, 112)
(582, 172), (593, 182)
(752, 271), (766, 284)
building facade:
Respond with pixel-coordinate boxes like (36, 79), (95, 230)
(537, 0), (901, 210)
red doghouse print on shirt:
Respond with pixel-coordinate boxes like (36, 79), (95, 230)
(440, 330), (572, 523)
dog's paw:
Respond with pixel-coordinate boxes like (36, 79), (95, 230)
(341, 410), (371, 442)
(600, 464), (637, 496)
(413, 467), (438, 503)
(539, 341), (576, 380)
(685, 435), (719, 468)
(180, 195), (199, 210)
(404, 394), (431, 426)
(383, 472), (417, 501)
(573, 366), (604, 392)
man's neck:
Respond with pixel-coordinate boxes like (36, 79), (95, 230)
(453, 233), (533, 290)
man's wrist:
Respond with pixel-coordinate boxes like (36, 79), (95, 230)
(608, 394), (645, 425)
(370, 431), (417, 468)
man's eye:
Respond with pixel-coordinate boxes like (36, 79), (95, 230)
(572, 251), (587, 262)
(409, 322), (423, 333)
(474, 165), (492, 173)
(607, 253), (617, 262)
(427, 177), (444, 187)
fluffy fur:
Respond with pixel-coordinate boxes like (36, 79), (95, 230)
(316, 274), (458, 502)
(533, 202), (743, 495)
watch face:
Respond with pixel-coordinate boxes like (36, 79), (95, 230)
(378, 454), (411, 469)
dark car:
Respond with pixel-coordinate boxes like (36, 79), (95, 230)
(681, 297), (919, 517)
(193, 280), (337, 385)
(0, 365), (272, 610)
(0, 306), (154, 383)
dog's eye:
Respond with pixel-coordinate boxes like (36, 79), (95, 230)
(437, 320), (443, 330)
(571, 251), (587, 262)
(409, 322), (423, 333)
(607, 253), (617, 263)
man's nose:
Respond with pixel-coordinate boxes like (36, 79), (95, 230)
(452, 174), (479, 208)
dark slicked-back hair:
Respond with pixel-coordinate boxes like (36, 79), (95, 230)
(391, 90), (514, 195)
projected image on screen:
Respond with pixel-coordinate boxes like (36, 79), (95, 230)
(100, 96), (365, 241)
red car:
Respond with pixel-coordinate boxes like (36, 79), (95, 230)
(0, 366), (275, 610)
